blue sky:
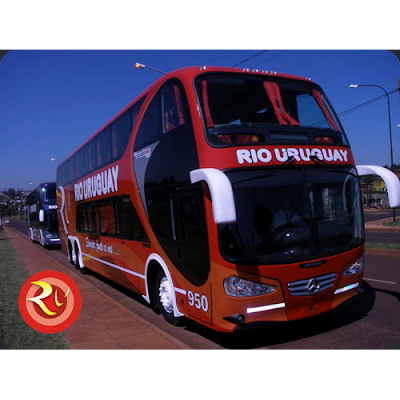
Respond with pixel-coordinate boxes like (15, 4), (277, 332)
(0, 50), (399, 190)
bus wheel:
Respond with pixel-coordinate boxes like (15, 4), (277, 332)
(68, 241), (74, 264)
(74, 244), (86, 274)
(154, 270), (181, 326)
(40, 230), (46, 248)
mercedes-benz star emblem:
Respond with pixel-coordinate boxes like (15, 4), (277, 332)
(307, 278), (320, 293)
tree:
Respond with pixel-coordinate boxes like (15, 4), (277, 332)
(7, 188), (16, 200)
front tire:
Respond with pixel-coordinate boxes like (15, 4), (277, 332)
(154, 269), (181, 326)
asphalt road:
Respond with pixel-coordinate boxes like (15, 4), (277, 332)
(364, 209), (398, 223)
(365, 231), (400, 244)
(7, 219), (400, 349)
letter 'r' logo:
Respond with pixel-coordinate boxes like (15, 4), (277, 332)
(19, 270), (81, 334)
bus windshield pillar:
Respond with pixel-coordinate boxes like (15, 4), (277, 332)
(190, 168), (237, 224)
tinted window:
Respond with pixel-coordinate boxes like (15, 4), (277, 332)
(100, 203), (117, 235)
(161, 83), (189, 133)
(132, 97), (144, 127)
(218, 167), (363, 265)
(69, 156), (76, 182)
(60, 98), (146, 185)
(63, 160), (69, 185)
(76, 196), (148, 242)
(86, 140), (97, 173)
(76, 149), (85, 179)
(195, 73), (348, 146)
(88, 205), (100, 232)
(117, 196), (148, 241)
(112, 110), (132, 159)
(134, 92), (161, 151)
(97, 128), (112, 167)
(43, 185), (57, 202)
(180, 196), (206, 240)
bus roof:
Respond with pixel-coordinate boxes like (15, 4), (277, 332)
(57, 66), (315, 170)
(27, 182), (56, 197)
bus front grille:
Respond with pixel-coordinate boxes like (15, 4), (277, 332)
(287, 273), (337, 296)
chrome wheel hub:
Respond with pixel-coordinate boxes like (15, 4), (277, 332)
(159, 277), (174, 314)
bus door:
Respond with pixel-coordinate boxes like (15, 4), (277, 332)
(175, 186), (212, 325)
(115, 195), (150, 293)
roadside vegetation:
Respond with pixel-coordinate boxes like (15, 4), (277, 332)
(366, 242), (400, 250)
(0, 228), (68, 349)
(386, 220), (400, 227)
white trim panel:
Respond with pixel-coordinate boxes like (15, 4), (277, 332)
(82, 252), (146, 279)
(58, 186), (69, 234)
(356, 165), (400, 208)
(143, 253), (185, 318)
(190, 168), (237, 224)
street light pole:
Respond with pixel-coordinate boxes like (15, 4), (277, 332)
(350, 84), (396, 222)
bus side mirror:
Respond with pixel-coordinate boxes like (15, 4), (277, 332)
(39, 209), (44, 222)
(190, 168), (237, 224)
(357, 165), (400, 208)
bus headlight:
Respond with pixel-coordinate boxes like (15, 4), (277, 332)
(224, 276), (276, 297)
(343, 256), (364, 276)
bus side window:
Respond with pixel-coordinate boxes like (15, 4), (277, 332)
(134, 93), (161, 151)
(180, 195), (206, 241)
(100, 202), (116, 235)
(111, 110), (132, 159)
(87, 140), (97, 172)
(76, 149), (85, 179)
(97, 128), (112, 167)
(131, 97), (144, 128)
(161, 83), (189, 134)
(117, 196), (149, 241)
(83, 207), (88, 231)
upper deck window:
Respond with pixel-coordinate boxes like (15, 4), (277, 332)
(195, 73), (348, 147)
(43, 185), (56, 203)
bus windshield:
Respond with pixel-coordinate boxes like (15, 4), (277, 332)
(195, 73), (349, 146)
(218, 167), (363, 265)
(43, 186), (57, 203)
(45, 209), (59, 233)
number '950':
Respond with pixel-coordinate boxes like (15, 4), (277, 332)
(187, 291), (208, 312)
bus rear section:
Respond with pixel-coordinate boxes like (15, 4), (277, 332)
(27, 182), (60, 247)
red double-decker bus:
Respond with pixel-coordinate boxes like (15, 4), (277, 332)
(56, 66), (400, 332)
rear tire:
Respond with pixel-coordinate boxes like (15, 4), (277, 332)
(74, 244), (86, 274)
(40, 230), (47, 248)
(154, 269), (181, 326)
(29, 228), (34, 242)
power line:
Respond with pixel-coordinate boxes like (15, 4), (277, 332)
(232, 50), (268, 67)
(253, 50), (287, 67)
(338, 87), (399, 118)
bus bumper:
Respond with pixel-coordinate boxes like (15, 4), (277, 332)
(211, 247), (364, 333)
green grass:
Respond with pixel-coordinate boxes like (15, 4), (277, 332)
(0, 228), (69, 349)
(386, 220), (400, 227)
(365, 242), (400, 250)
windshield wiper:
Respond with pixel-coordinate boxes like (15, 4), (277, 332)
(232, 156), (296, 185)
(309, 156), (357, 177)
